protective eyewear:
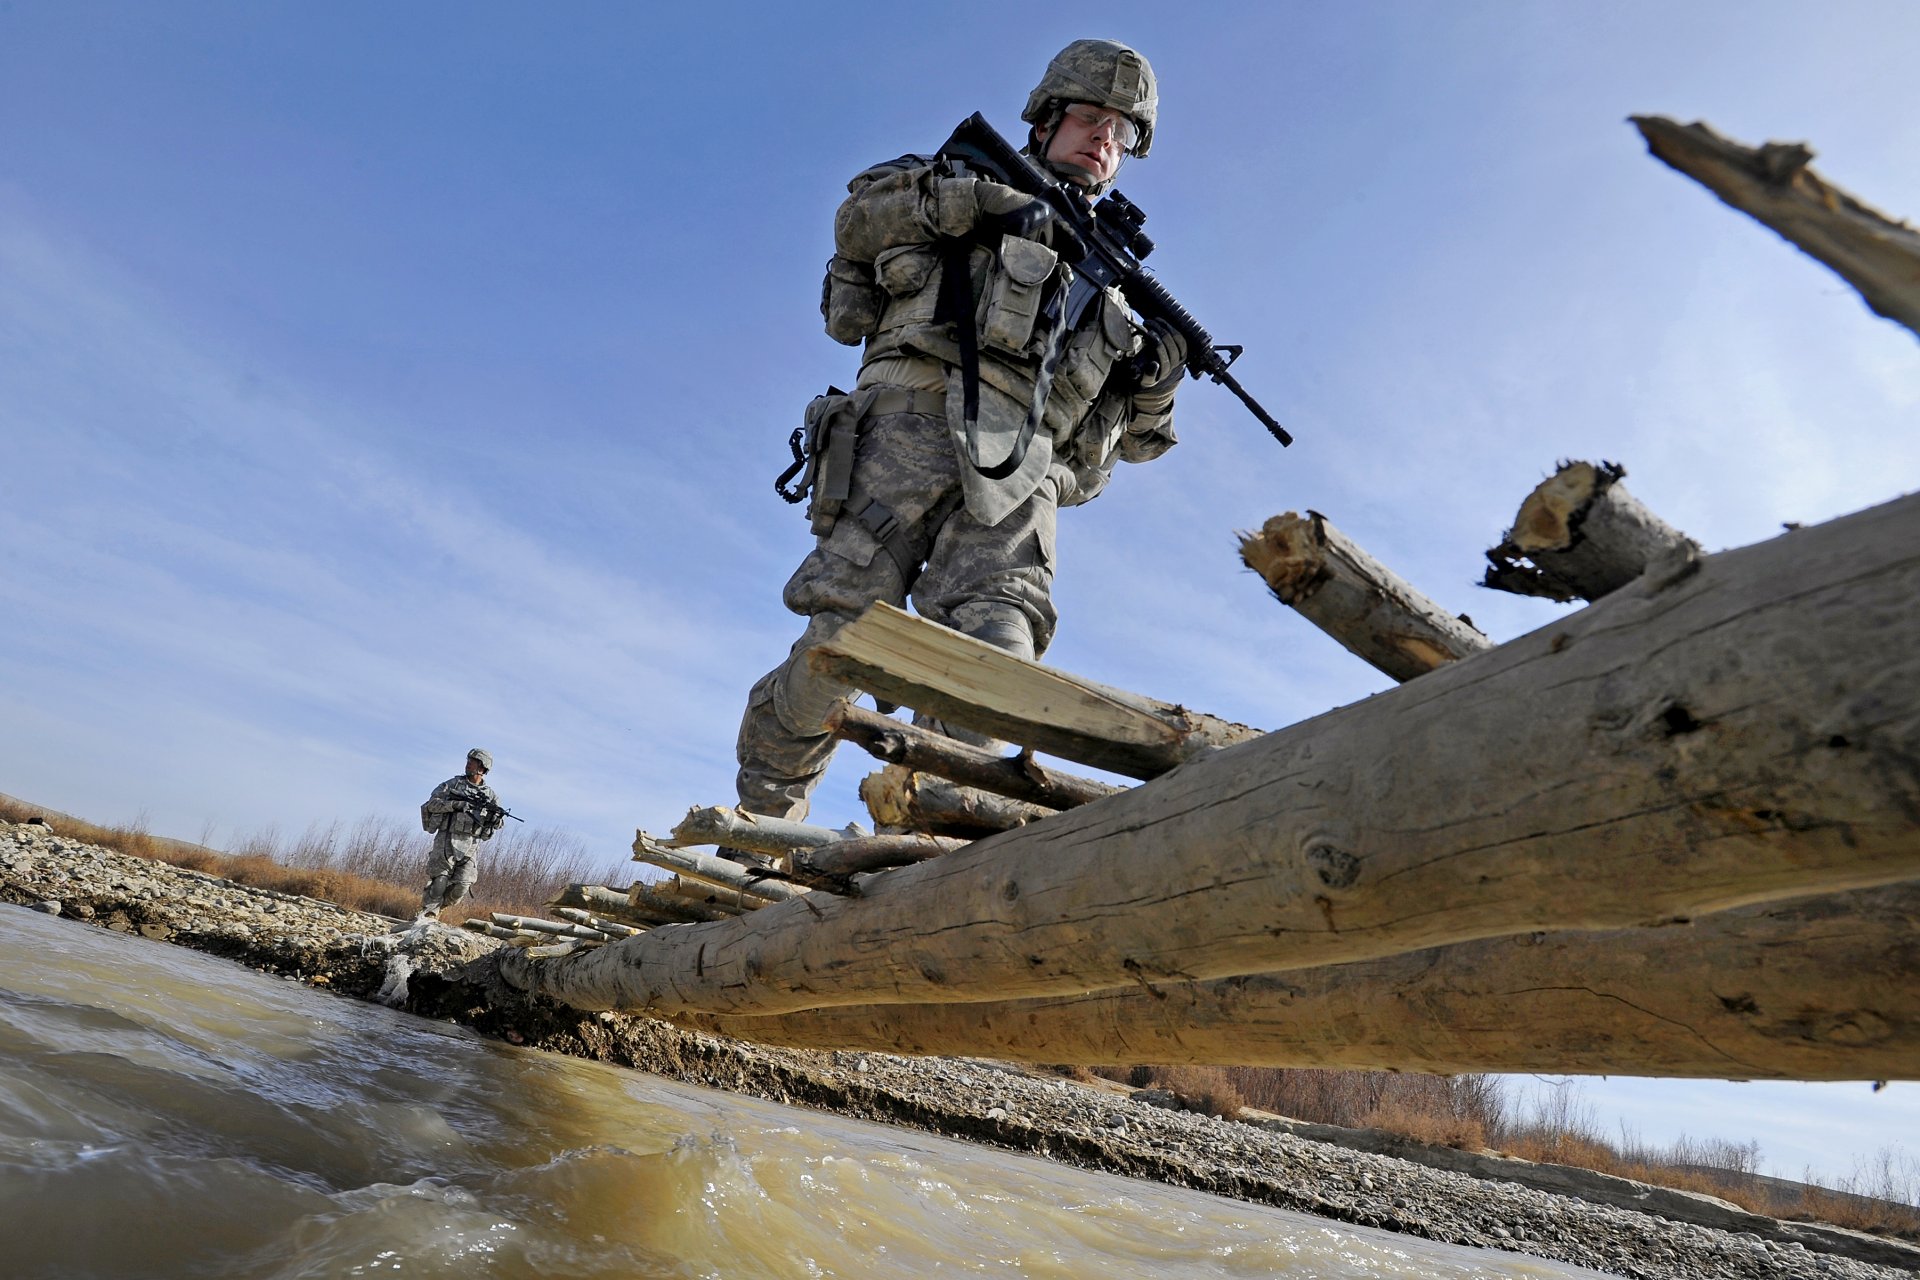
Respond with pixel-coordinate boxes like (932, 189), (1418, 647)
(1062, 103), (1139, 152)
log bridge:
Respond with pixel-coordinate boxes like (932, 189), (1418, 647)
(488, 116), (1920, 1083)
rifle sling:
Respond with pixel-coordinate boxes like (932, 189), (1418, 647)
(936, 237), (1068, 482)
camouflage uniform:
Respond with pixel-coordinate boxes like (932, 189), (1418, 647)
(419, 767), (502, 913)
(736, 40), (1178, 821)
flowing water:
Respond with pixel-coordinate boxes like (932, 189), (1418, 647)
(0, 906), (1610, 1278)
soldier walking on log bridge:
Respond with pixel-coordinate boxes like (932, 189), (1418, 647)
(730, 40), (1187, 844)
(417, 748), (510, 919)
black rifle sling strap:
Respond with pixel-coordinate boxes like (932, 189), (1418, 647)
(935, 231), (1066, 482)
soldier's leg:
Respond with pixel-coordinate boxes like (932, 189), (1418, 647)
(440, 855), (478, 910)
(734, 408), (962, 818)
(734, 610), (865, 820)
(910, 472), (1061, 749)
(420, 847), (454, 915)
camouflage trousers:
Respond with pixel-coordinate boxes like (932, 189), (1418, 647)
(735, 404), (1060, 821)
(421, 837), (478, 913)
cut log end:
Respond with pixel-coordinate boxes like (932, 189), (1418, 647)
(1237, 511), (1332, 604)
(1509, 461), (1621, 554)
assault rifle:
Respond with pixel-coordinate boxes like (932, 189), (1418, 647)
(938, 112), (1292, 449)
(455, 792), (521, 829)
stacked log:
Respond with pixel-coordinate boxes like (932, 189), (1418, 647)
(487, 117), (1920, 1083)
(502, 491), (1920, 1075)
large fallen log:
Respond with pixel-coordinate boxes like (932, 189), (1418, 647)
(860, 765), (1056, 837)
(1484, 462), (1700, 603)
(502, 492), (1920, 1020)
(1240, 510), (1491, 680)
(808, 602), (1261, 779)
(828, 703), (1123, 810)
(665, 882), (1920, 1079)
(1634, 115), (1920, 340)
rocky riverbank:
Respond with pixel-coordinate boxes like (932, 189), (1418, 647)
(3, 819), (1914, 1280)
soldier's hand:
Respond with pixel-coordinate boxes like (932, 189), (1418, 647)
(1134, 317), (1189, 392)
(974, 183), (1054, 242)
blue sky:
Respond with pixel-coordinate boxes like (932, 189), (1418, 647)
(2, 2), (1915, 1188)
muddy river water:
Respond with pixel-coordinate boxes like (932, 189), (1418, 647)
(0, 905), (1609, 1278)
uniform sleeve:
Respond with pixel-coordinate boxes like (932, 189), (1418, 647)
(834, 156), (986, 263)
(422, 779), (460, 813)
(1118, 401), (1178, 463)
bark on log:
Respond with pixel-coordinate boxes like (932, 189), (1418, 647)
(1484, 462), (1701, 603)
(502, 492), (1920, 1020)
(555, 907), (644, 937)
(489, 912), (608, 941)
(667, 883), (1920, 1079)
(794, 832), (969, 878)
(659, 875), (754, 915)
(548, 883), (635, 916)
(1239, 511), (1492, 681)
(828, 703), (1124, 810)
(550, 883), (689, 928)
(669, 806), (867, 857)
(808, 602), (1261, 779)
(1635, 115), (1920, 341)
(627, 881), (735, 925)
(632, 833), (807, 903)
(860, 765), (1056, 837)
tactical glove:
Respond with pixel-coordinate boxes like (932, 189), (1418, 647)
(973, 183), (1054, 243)
(1134, 317), (1189, 393)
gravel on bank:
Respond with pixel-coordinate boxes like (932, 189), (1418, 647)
(2, 820), (1913, 1280)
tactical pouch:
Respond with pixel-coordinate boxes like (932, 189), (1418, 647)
(978, 235), (1057, 356)
(821, 255), (885, 346)
(803, 388), (869, 536)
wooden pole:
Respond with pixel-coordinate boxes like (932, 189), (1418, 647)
(860, 765), (1056, 837)
(669, 806), (865, 857)
(550, 882), (697, 928)
(665, 883), (1920, 1080)
(659, 875), (755, 915)
(795, 832), (969, 878)
(1484, 462), (1700, 603)
(503, 492), (1920, 1021)
(1239, 511), (1492, 680)
(633, 834), (807, 903)
(828, 703), (1123, 809)
(627, 881), (735, 925)
(1634, 115), (1920, 341)
(808, 602), (1261, 779)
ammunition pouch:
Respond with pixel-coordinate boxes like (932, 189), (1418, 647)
(978, 234), (1057, 356)
(821, 254), (885, 346)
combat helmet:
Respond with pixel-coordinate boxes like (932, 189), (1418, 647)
(467, 748), (493, 772)
(1021, 39), (1158, 159)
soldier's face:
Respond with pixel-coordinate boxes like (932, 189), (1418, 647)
(1042, 103), (1128, 187)
(466, 761), (487, 783)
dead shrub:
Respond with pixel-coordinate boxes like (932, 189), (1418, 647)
(1367, 1096), (1486, 1151)
(1140, 1065), (1245, 1118)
